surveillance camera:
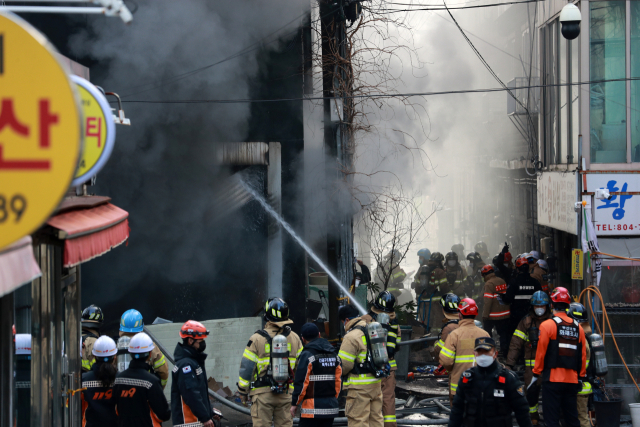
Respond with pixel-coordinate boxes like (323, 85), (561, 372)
(560, 3), (581, 40)
(595, 188), (611, 200)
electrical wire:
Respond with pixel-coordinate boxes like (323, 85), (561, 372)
(579, 285), (640, 395)
(112, 76), (640, 105)
(377, 0), (536, 12)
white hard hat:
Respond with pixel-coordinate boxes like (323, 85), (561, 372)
(537, 259), (549, 271)
(15, 334), (31, 355)
(92, 336), (117, 358)
(529, 250), (541, 260)
(128, 332), (155, 354)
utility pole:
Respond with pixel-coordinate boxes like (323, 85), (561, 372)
(320, 0), (355, 339)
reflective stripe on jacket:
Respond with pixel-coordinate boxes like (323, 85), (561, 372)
(338, 318), (381, 389)
(481, 273), (510, 320)
(506, 311), (551, 368)
(120, 331), (169, 388)
(361, 308), (400, 370)
(434, 320), (459, 360)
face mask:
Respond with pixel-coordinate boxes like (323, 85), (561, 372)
(476, 354), (494, 368)
(448, 260), (456, 267)
(534, 307), (546, 317)
(197, 340), (207, 353)
(504, 263), (510, 268)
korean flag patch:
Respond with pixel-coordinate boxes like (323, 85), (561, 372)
(182, 365), (192, 374)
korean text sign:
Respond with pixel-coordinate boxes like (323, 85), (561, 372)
(585, 173), (640, 236)
(0, 12), (82, 250)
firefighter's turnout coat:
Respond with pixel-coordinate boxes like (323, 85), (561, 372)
(481, 273), (510, 321)
(171, 343), (213, 426)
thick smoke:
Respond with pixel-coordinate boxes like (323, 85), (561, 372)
(69, 0), (308, 330)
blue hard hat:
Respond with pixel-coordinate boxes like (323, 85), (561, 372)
(530, 291), (550, 306)
(120, 309), (144, 333)
(417, 248), (431, 259)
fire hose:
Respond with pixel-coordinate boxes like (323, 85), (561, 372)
(143, 326), (450, 424)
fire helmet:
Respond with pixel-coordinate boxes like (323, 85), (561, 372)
(385, 249), (401, 261)
(466, 252), (483, 265)
(374, 291), (396, 313)
(417, 248), (431, 259)
(128, 332), (155, 359)
(503, 252), (513, 263)
(537, 259), (549, 271)
(550, 287), (571, 304)
(179, 320), (210, 339)
(120, 309), (144, 333)
(525, 253), (537, 264)
(81, 305), (104, 329)
(530, 291), (550, 306)
(480, 264), (495, 276)
(92, 336), (118, 360)
(458, 298), (478, 317)
(445, 251), (459, 263)
(568, 302), (589, 323)
(474, 241), (488, 254)
(265, 297), (290, 322)
(529, 250), (541, 260)
(515, 257), (529, 269)
(430, 252), (444, 263)
(441, 293), (461, 315)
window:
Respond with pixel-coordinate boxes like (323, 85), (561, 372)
(631, 2), (640, 161)
(590, 1), (627, 163)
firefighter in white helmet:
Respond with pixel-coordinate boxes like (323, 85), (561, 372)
(81, 336), (118, 427)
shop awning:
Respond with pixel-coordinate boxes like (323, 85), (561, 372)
(46, 203), (129, 267)
(0, 236), (41, 298)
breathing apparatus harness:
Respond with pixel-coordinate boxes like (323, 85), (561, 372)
(349, 325), (390, 379)
(250, 326), (294, 394)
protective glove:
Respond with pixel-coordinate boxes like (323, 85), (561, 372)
(239, 392), (249, 405)
(501, 242), (509, 254)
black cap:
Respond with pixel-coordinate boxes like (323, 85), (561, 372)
(474, 337), (496, 351)
(338, 304), (360, 321)
(301, 323), (320, 340)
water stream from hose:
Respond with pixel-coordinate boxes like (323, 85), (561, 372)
(237, 177), (367, 315)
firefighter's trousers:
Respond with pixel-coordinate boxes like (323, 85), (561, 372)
(523, 367), (540, 423)
(250, 392), (293, 427)
(577, 394), (589, 427)
(345, 386), (383, 427)
(381, 372), (397, 427)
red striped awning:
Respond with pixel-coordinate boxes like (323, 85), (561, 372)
(0, 236), (41, 298)
(46, 203), (129, 267)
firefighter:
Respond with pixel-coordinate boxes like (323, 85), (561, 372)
(505, 291), (552, 425)
(465, 252), (485, 302)
(81, 305), (104, 372)
(451, 244), (466, 267)
(290, 323), (341, 427)
(531, 288), (587, 427)
(172, 320), (216, 427)
(567, 303), (593, 427)
(119, 309), (169, 388)
(114, 333), (171, 427)
(494, 243), (515, 283)
(445, 251), (467, 296)
(362, 291), (400, 427)
(412, 248), (431, 284)
(474, 241), (490, 263)
(238, 298), (303, 427)
(15, 334), (31, 427)
(502, 258), (542, 347)
(338, 304), (383, 427)
(376, 250), (407, 289)
(414, 252), (448, 333)
(529, 255), (550, 294)
(480, 265), (511, 358)
(449, 337), (533, 427)
(433, 293), (461, 360)
(438, 298), (490, 404)
(81, 336), (118, 427)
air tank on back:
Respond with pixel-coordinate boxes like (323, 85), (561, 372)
(117, 336), (131, 372)
(588, 333), (608, 376)
(367, 322), (389, 368)
(271, 334), (290, 384)
(377, 312), (390, 326)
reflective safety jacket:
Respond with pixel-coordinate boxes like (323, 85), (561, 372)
(113, 359), (171, 427)
(529, 265), (550, 294)
(120, 331), (169, 388)
(376, 262), (407, 289)
(434, 320), (459, 360)
(445, 265), (467, 296)
(481, 273), (510, 321)
(291, 337), (342, 418)
(361, 308), (400, 370)
(238, 319), (303, 396)
(438, 319), (490, 395)
(449, 361), (532, 427)
(506, 310), (551, 369)
(466, 269), (484, 301)
(580, 343), (592, 396)
(338, 318), (382, 390)
(82, 328), (100, 372)
(533, 312), (587, 384)
(502, 273), (542, 324)
(171, 343), (213, 426)
(81, 363), (117, 427)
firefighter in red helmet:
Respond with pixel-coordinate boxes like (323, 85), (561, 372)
(531, 288), (587, 427)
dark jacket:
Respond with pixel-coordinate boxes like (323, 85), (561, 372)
(449, 360), (532, 427)
(502, 273), (542, 324)
(113, 359), (171, 427)
(81, 363), (118, 427)
(171, 343), (213, 426)
(291, 338), (341, 419)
